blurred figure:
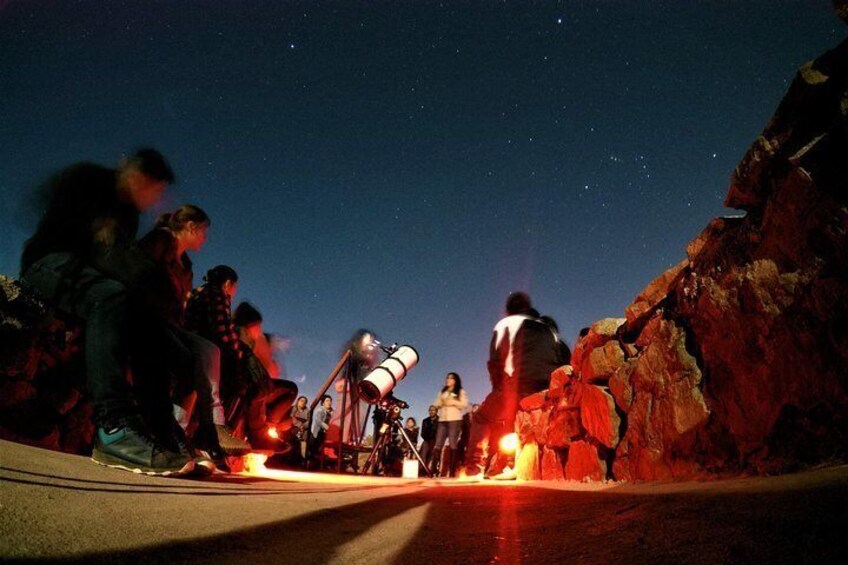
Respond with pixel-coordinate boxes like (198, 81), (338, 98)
(19, 148), (194, 476)
(331, 328), (380, 446)
(539, 315), (572, 366)
(461, 292), (561, 480)
(432, 372), (468, 477)
(233, 301), (298, 452)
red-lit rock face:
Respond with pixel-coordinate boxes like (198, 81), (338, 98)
(514, 31), (848, 482)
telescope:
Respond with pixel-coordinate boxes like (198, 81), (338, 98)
(357, 345), (419, 404)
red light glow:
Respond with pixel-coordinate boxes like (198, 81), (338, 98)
(499, 433), (519, 454)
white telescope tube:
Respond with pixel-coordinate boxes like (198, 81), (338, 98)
(358, 345), (419, 403)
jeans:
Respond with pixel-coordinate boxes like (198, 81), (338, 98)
(22, 252), (134, 426)
(434, 420), (461, 450)
(163, 327), (225, 429)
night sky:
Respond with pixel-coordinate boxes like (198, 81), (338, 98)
(0, 1), (841, 422)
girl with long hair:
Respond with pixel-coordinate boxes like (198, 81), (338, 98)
(432, 372), (468, 477)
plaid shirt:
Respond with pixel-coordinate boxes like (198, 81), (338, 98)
(184, 284), (242, 360)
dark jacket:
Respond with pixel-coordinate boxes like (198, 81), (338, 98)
(488, 314), (563, 396)
(21, 163), (153, 286)
(421, 415), (438, 443)
(138, 227), (194, 326)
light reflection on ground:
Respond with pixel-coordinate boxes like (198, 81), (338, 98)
(239, 453), (618, 490)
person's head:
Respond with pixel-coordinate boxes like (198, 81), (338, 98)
(347, 328), (379, 368)
(116, 148), (174, 211)
(296, 396), (308, 410)
(156, 204), (210, 252)
(321, 395), (332, 409)
(505, 291), (532, 316)
(405, 417), (416, 428)
(205, 265), (238, 297)
(233, 301), (263, 337)
(428, 405), (438, 417)
(443, 372), (463, 393)
(472, 403), (480, 413)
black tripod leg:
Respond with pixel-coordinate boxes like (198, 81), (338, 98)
(396, 422), (432, 477)
(361, 426), (390, 475)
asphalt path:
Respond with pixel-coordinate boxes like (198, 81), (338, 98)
(2, 440), (847, 564)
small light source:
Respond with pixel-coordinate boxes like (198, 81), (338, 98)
(267, 426), (279, 439)
(499, 433), (519, 454)
(402, 458), (419, 479)
(244, 452), (268, 474)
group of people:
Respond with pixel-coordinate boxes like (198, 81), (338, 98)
(20, 149), (297, 475)
(19, 147), (572, 481)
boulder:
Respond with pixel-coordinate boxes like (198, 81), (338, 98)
(579, 384), (620, 449)
(564, 440), (606, 482)
(541, 447), (565, 481)
(582, 340), (626, 384)
(570, 318), (625, 375)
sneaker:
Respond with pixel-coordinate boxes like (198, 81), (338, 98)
(92, 419), (194, 476)
(170, 425), (216, 477)
(456, 465), (485, 483)
(216, 424), (252, 456)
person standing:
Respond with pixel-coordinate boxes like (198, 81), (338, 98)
(432, 372), (468, 477)
(460, 292), (562, 480)
(418, 405), (438, 471)
(20, 148), (193, 475)
(308, 395), (333, 465)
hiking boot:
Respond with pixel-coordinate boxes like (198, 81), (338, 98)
(92, 418), (194, 476)
(216, 424), (252, 456)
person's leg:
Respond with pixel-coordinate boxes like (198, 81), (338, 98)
(22, 253), (192, 475)
(461, 389), (508, 477)
(447, 420), (462, 477)
(419, 439), (432, 469)
(23, 253), (134, 426)
(172, 328), (251, 457)
(432, 422), (448, 476)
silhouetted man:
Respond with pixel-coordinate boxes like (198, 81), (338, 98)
(20, 148), (193, 476)
(460, 292), (563, 480)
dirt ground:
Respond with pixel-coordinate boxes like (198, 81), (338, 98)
(1, 439), (846, 564)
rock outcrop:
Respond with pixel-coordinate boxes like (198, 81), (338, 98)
(0, 275), (92, 453)
(513, 24), (848, 481)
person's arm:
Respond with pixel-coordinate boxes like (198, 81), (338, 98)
(91, 217), (157, 287)
(210, 291), (242, 360)
(456, 389), (469, 411)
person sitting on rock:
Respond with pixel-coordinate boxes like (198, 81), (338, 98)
(460, 292), (562, 481)
(183, 265), (245, 427)
(232, 301), (298, 453)
(19, 148), (194, 476)
(138, 205), (250, 469)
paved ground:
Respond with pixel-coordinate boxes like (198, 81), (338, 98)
(2, 439), (847, 564)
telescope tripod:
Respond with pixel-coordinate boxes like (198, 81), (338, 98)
(361, 417), (433, 477)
